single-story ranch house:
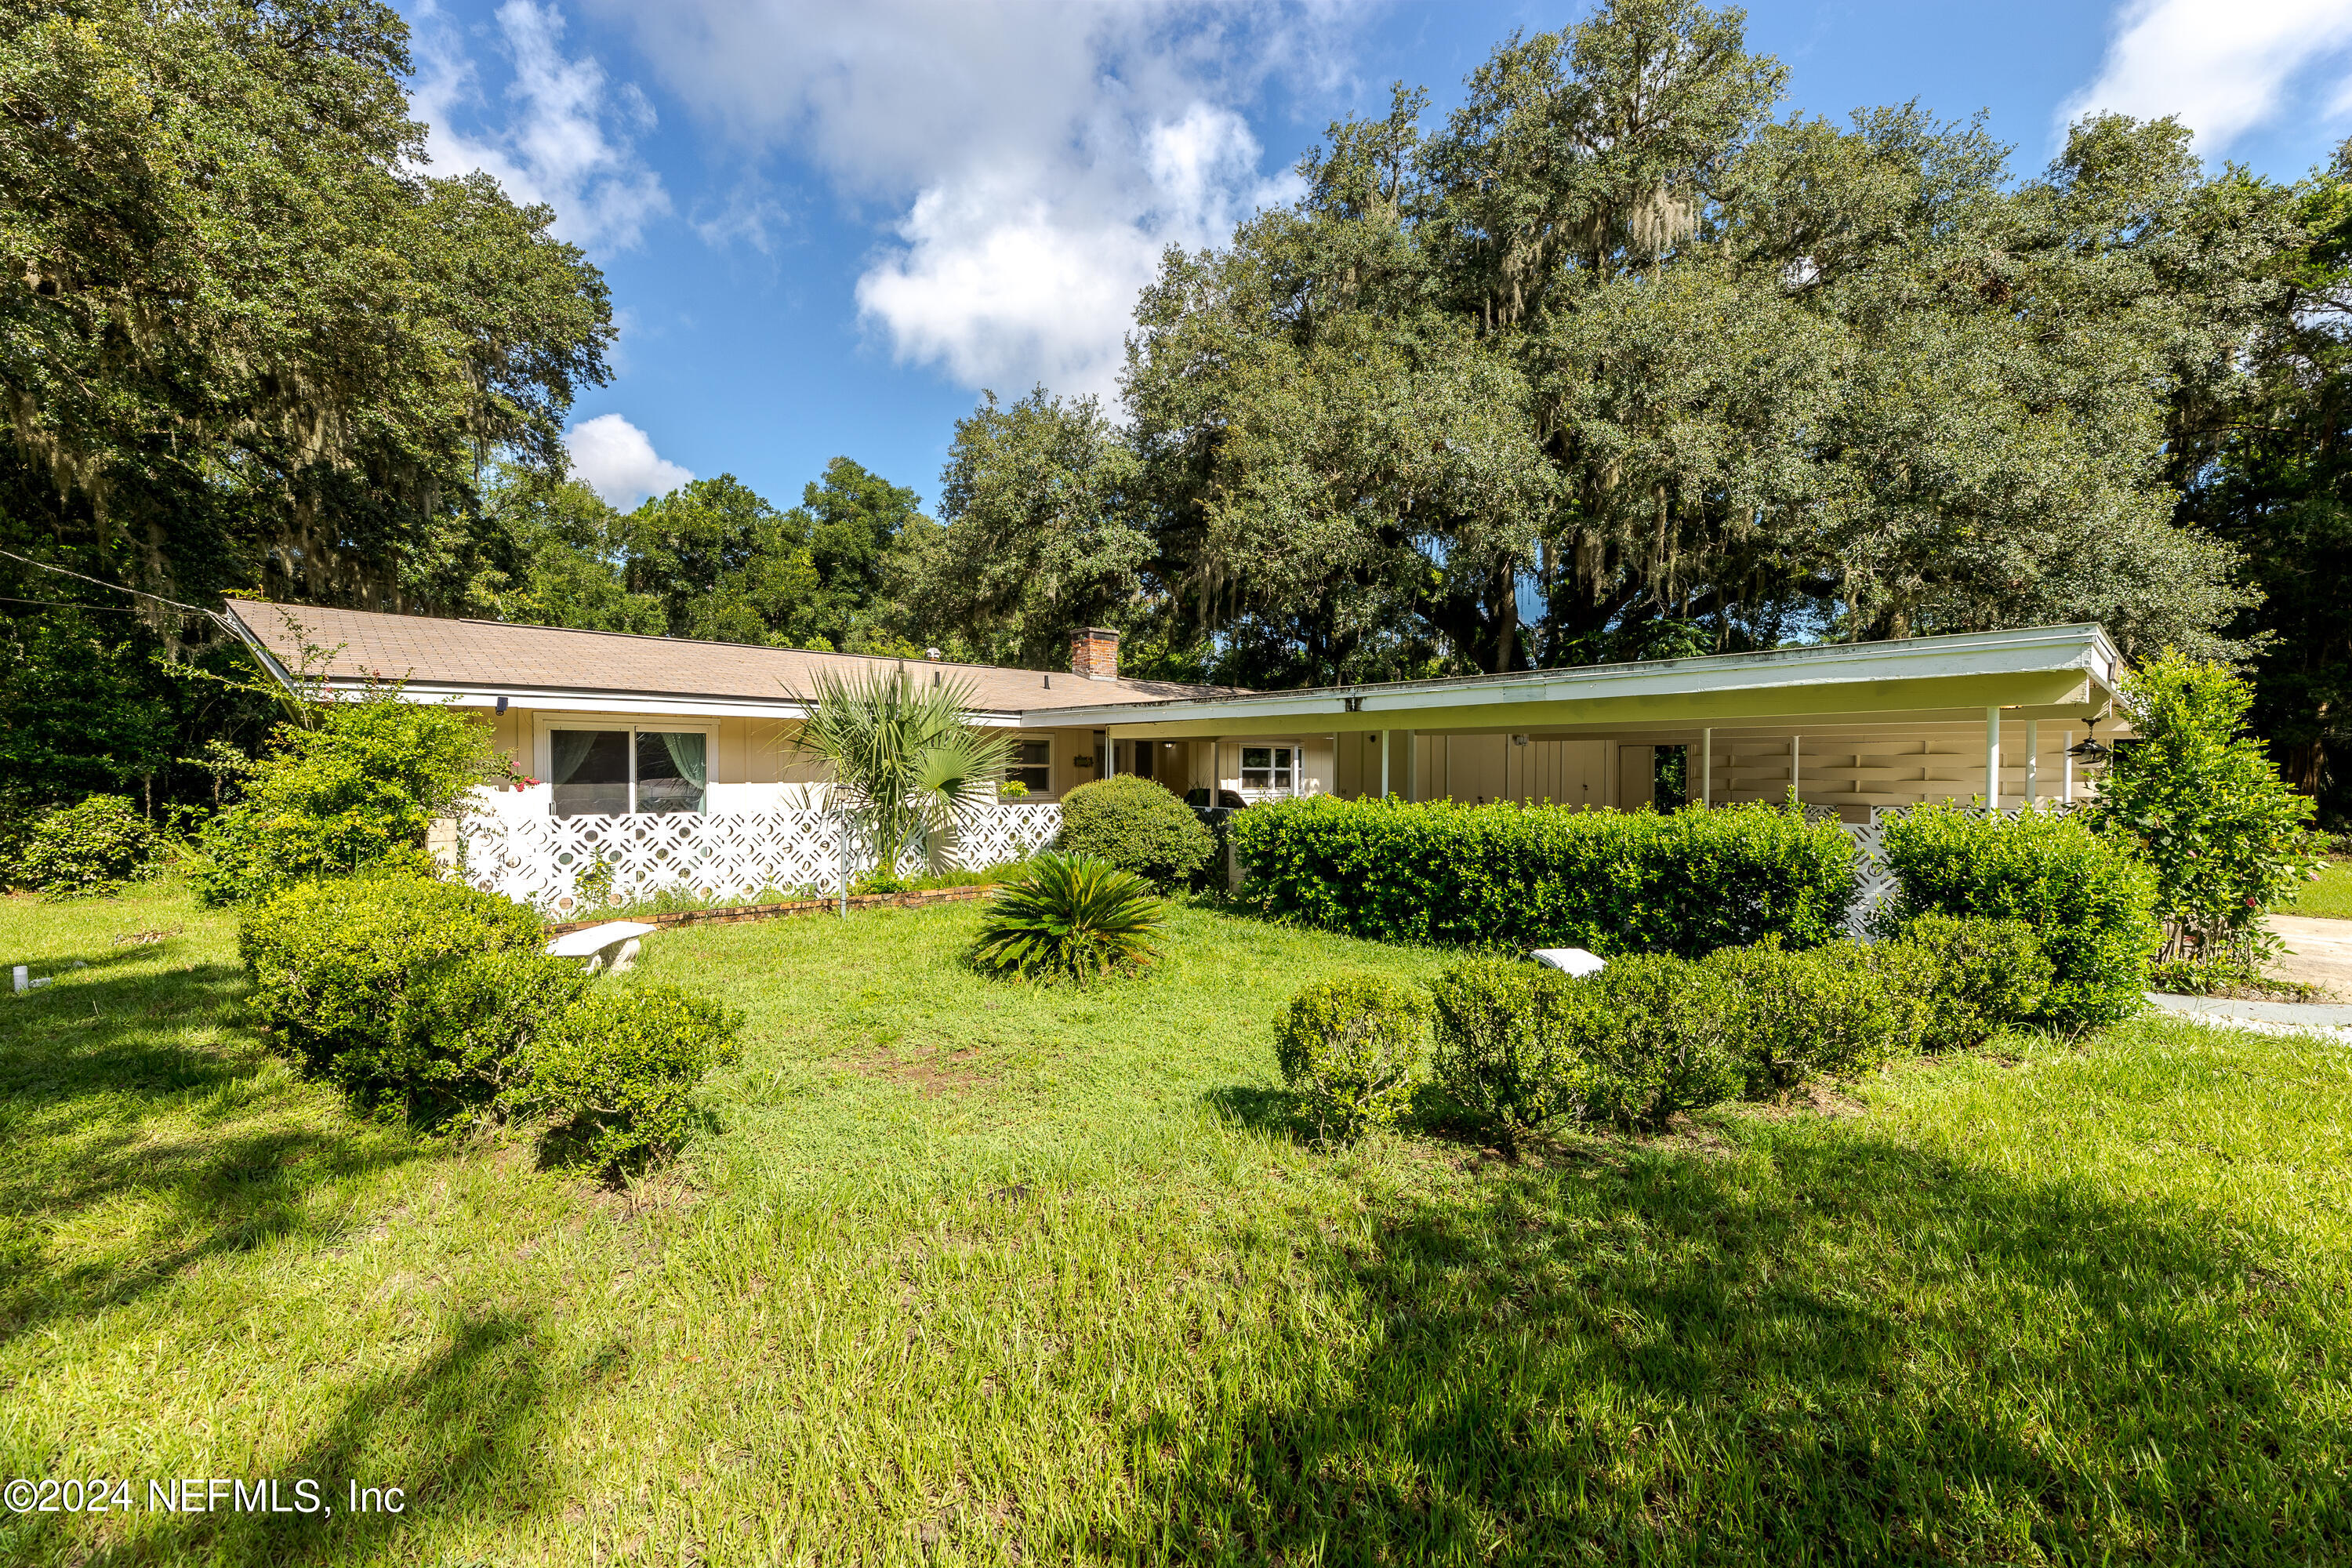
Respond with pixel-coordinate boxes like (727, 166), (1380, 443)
(225, 600), (2129, 909)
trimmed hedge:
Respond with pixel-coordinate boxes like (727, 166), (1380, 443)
(1232, 797), (1856, 956)
(1875, 804), (2159, 1028)
(385, 948), (591, 1110)
(239, 872), (739, 1173)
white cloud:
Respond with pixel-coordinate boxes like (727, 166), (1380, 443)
(855, 104), (1297, 394)
(689, 176), (796, 256)
(585, 0), (1354, 397)
(415, 0), (670, 252)
(566, 414), (692, 507)
(2060, 0), (2352, 153)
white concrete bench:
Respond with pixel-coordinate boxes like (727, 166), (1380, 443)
(1530, 947), (1606, 978)
(545, 920), (657, 975)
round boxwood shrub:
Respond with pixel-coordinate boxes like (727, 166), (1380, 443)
(521, 984), (741, 1178)
(19, 794), (159, 898)
(1054, 775), (1214, 889)
(1274, 975), (1429, 1143)
(238, 873), (543, 1085)
(1878, 912), (2053, 1052)
(1581, 955), (1742, 1133)
(1428, 956), (1602, 1149)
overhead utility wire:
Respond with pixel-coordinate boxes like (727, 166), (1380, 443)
(0, 546), (224, 621)
(0, 546), (297, 692)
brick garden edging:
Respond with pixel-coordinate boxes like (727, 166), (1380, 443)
(540, 884), (995, 938)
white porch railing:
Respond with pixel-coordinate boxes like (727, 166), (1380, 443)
(458, 804), (1064, 916)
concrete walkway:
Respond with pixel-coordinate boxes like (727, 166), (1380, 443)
(2145, 991), (2352, 1030)
(2132, 913), (2352, 1040)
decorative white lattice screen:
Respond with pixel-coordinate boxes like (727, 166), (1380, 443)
(1839, 802), (2081, 938)
(458, 804), (1062, 916)
(461, 799), (2065, 930)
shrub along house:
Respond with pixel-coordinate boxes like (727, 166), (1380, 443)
(1063, 622), (2131, 819)
(226, 602), (2129, 910)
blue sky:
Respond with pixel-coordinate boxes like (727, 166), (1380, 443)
(401, 0), (2352, 517)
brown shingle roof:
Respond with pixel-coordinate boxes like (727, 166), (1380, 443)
(224, 601), (1232, 713)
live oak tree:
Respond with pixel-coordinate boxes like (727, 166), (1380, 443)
(0, 0), (614, 610)
(2173, 140), (2352, 821)
(0, 0), (613, 808)
(481, 460), (936, 655)
(915, 0), (2278, 686)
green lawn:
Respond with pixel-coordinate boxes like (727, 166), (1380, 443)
(4, 880), (2350, 1565)
(2284, 858), (2352, 920)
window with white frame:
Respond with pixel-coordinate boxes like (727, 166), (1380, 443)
(1240, 745), (1296, 793)
(1005, 737), (1052, 794)
(548, 727), (710, 817)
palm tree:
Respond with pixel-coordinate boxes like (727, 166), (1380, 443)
(789, 665), (1013, 874)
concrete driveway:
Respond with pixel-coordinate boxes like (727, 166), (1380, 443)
(2270, 914), (2352, 1000)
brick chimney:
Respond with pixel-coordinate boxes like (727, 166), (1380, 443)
(1070, 627), (1120, 681)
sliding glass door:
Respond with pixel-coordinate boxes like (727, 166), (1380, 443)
(550, 731), (631, 817)
(550, 728), (709, 817)
(634, 731), (706, 814)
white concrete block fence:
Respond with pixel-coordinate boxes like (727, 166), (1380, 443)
(457, 801), (1064, 917)
(453, 797), (2066, 932)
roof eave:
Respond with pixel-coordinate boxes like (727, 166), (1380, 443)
(1019, 624), (2122, 731)
(321, 679), (1038, 727)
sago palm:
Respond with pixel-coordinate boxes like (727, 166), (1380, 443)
(790, 666), (1013, 873)
(970, 852), (1167, 982)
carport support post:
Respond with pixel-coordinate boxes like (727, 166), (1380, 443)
(2024, 720), (2038, 804)
(1379, 730), (1392, 799)
(1985, 706), (2002, 811)
(1700, 728), (1712, 808)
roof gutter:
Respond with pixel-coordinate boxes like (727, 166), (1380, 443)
(215, 602), (300, 695)
(1021, 623), (2123, 730)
